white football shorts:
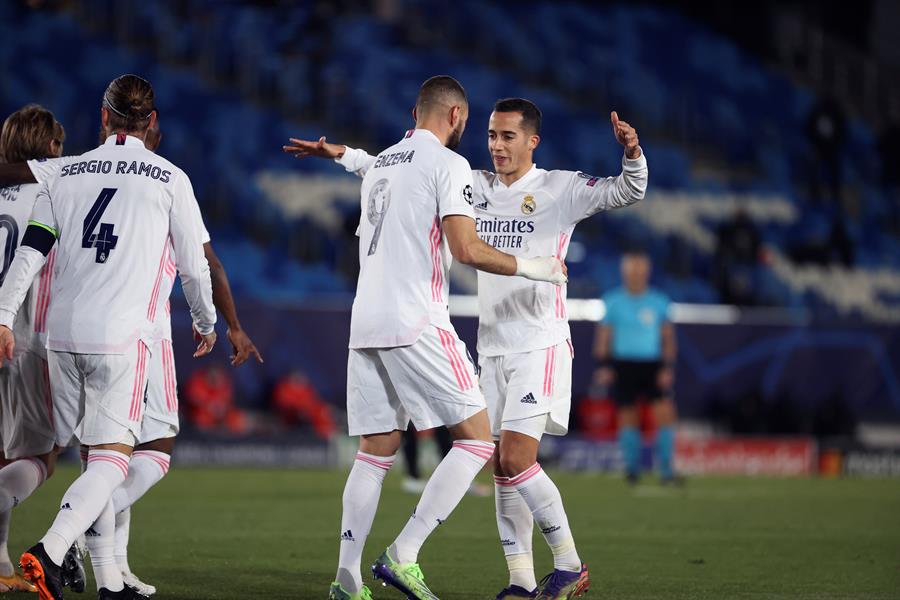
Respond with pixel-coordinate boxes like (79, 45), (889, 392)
(347, 325), (486, 436)
(0, 350), (55, 458)
(140, 339), (179, 443)
(49, 341), (150, 448)
(480, 339), (574, 440)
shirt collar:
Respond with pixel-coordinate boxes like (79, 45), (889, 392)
(103, 134), (145, 148)
(493, 163), (539, 191)
(402, 128), (442, 145)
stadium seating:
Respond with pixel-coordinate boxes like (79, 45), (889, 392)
(2, 1), (898, 322)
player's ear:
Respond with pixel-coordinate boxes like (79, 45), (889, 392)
(530, 134), (541, 151)
(148, 110), (158, 132)
(449, 105), (460, 128)
(100, 106), (109, 129)
(411, 106), (418, 123)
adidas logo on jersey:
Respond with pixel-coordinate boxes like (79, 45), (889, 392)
(340, 530), (355, 542)
(475, 198), (489, 211)
(520, 393), (537, 404)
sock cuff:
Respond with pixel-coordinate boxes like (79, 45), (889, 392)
(508, 463), (542, 487)
(24, 457), (48, 483)
(452, 440), (495, 461)
(355, 451), (396, 471)
(87, 449), (131, 479)
(493, 474), (510, 485)
(132, 450), (171, 476)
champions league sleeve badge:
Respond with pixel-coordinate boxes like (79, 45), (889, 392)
(521, 194), (536, 215)
(462, 184), (474, 205)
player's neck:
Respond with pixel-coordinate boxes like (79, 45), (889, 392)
(106, 130), (147, 142)
(414, 122), (448, 146)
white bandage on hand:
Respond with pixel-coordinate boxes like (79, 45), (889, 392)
(515, 256), (567, 285)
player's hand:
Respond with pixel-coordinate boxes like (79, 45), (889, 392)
(227, 327), (264, 367)
(193, 330), (217, 358)
(515, 256), (568, 285)
(611, 111), (641, 159)
(0, 326), (14, 367)
(282, 136), (345, 159)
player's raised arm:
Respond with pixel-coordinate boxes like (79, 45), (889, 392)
(283, 136), (377, 178)
(168, 170), (217, 356)
(560, 111), (648, 226)
(0, 184), (57, 365)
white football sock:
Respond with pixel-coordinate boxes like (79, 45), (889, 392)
(335, 451), (395, 594)
(111, 450), (170, 514)
(0, 509), (11, 576)
(495, 476), (537, 590)
(40, 449), (130, 565)
(0, 458), (47, 576)
(110, 450), (170, 573)
(0, 458), (47, 512)
(511, 463), (581, 572)
(392, 440), (494, 564)
(114, 508), (131, 573)
(85, 498), (123, 592)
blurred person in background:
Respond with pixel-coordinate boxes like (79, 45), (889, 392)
(185, 365), (246, 435)
(714, 206), (762, 305)
(272, 369), (335, 440)
(594, 251), (679, 485)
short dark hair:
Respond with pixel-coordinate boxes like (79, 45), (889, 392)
(0, 104), (65, 163)
(416, 76), (467, 115)
(493, 98), (542, 135)
(103, 74), (155, 133)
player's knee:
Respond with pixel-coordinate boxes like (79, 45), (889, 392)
(37, 447), (60, 479)
(135, 436), (176, 455)
(499, 453), (536, 478)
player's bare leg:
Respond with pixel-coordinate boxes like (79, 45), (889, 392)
(111, 436), (175, 597)
(330, 430), (401, 600)
(0, 448), (57, 593)
(496, 430), (588, 600)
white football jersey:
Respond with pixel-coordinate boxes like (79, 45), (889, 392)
(338, 148), (648, 356)
(29, 157), (212, 344)
(349, 129), (475, 349)
(16, 134), (215, 353)
(0, 179), (54, 358)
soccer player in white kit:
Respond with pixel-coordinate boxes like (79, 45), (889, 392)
(301, 76), (565, 600)
(0, 74), (217, 600)
(0, 104), (65, 594)
(286, 97), (647, 599)
(17, 114), (264, 597)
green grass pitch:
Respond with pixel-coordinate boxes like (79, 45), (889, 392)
(8, 465), (900, 599)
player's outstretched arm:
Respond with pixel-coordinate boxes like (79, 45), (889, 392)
(0, 163), (37, 187)
(443, 215), (567, 284)
(204, 242), (263, 366)
(283, 136), (376, 178)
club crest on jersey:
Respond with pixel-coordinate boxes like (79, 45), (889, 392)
(462, 184), (474, 205)
(521, 195), (536, 215)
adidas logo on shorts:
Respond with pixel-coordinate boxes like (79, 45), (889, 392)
(520, 392), (537, 404)
(340, 530), (355, 542)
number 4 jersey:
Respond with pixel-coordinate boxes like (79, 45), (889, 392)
(0, 180), (53, 358)
(6, 134), (215, 354)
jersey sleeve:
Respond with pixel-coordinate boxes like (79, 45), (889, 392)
(26, 158), (62, 184)
(436, 154), (476, 220)
(336, 147), (377, 178)
(28, 180), (60, 238)
(168, 170), (216, 335)
(559, 152), (648, 227)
